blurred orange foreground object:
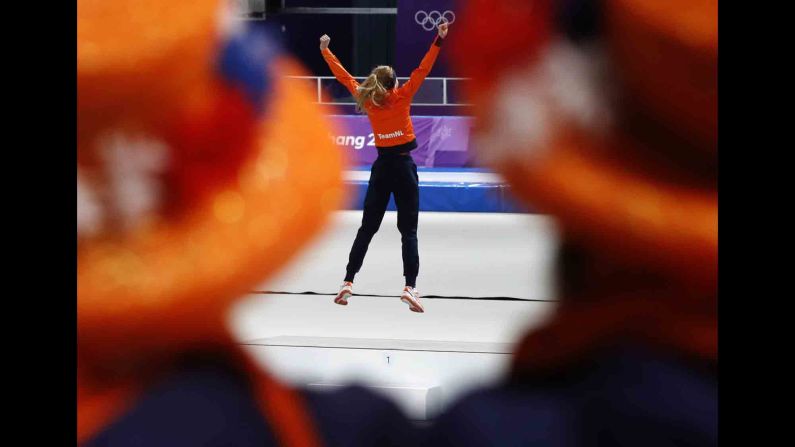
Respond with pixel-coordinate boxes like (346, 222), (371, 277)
(78, 0), (219, 141)
(77, 0), (347, 444)
(450, 0), (717, 375)
(450, 0), (717, 292)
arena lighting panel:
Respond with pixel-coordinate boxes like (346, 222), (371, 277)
(238, 2), (400, 19)
(280, 7), (397, 14)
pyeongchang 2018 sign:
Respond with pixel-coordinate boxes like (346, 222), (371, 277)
(328, 115), (476, 168)
(395, 0), (457, 77)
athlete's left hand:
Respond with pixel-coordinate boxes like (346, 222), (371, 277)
(437, 22), (449, 39)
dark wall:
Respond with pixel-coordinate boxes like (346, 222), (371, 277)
(352, 5), (396, 76)
(262, 0), (397, 77)
(259, 13), (356, 76)
(257, 1), (469, 115)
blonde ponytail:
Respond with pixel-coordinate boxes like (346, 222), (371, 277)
(355, 66), (395, 113)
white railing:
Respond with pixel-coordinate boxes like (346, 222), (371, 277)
(286, 75), (472, 107)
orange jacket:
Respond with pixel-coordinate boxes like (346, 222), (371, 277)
(322, 37), (442, 148)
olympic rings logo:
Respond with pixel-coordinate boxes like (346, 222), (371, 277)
(414, 10), (455, 32)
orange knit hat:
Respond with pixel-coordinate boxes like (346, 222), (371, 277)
(78, 1), (345, 443)
(450, 0), (717, 292)
(450, 0), (717, 371)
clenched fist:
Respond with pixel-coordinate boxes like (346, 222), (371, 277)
(319, 34), (330, 51)
(437, 22), (449, 39)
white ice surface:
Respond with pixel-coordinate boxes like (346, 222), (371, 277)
(255, 211), (560, 300)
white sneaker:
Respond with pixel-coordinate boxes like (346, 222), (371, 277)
(334, 281), (353, 305)
(400, 286), (424, 313)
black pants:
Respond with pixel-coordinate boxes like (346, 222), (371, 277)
(345, 152), (419, 287)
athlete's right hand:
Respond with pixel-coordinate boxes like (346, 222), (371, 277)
(319, 34), (330, 51)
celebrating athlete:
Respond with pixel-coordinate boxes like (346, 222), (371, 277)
(320, 21), (449, 313)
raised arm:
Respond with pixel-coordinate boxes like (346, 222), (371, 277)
(319, 34), (359, 96)
(398, 22), (449, 98)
